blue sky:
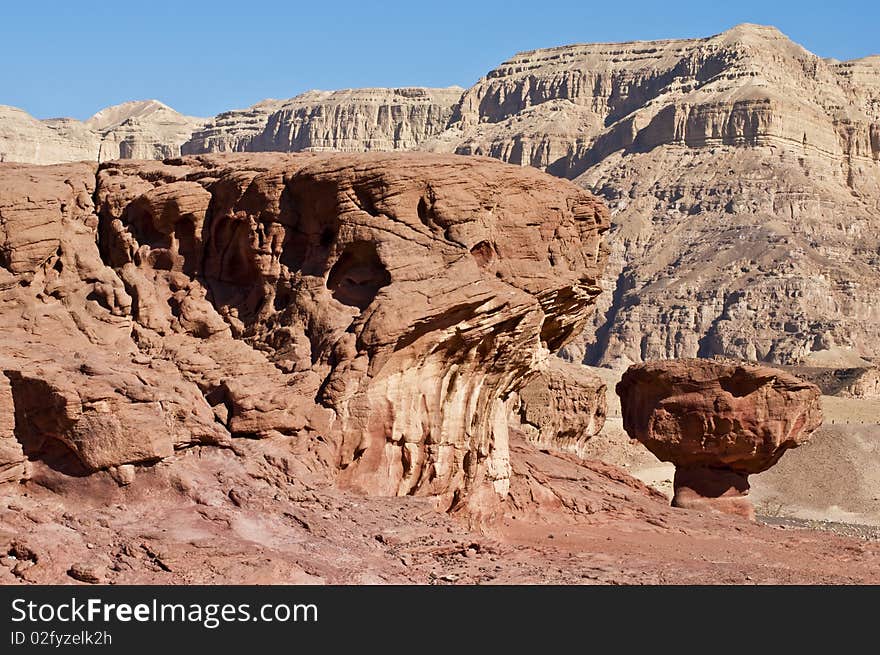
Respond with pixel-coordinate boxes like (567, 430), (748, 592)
(2, 0), (877, 120)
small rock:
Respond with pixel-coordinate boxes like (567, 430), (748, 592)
(68, 563), (103, 584)
(110, 464), (136, 486)
(212, 404), (229, 425)
(228, 488), (245, 507)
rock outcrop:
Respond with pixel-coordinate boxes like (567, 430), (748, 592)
(0, 162), (228, 483)
(183, 87), (463, 154)
(513, 358), (606, 457)
(0, 106), (100, 164)
(177, 99), (286, 154)
(616, 359), (823, 519)
(0, 153), (608, 512)
(87, 100), (207, 161)
(0, 101), (205, 164)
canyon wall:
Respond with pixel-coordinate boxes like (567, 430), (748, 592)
(0, 100), (205, 164)
(3, 24), (879, 367)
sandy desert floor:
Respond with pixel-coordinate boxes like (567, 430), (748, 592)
(3, 431), (879, 585)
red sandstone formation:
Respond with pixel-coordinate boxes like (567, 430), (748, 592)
(615, 359), (823, 519)
(0, 153), (608, 515)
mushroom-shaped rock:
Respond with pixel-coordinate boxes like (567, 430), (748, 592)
(615, 359), (822, 520)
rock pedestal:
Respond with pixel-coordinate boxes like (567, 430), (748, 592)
(616, 359), (823, 519)
(671, 467), (754, 520)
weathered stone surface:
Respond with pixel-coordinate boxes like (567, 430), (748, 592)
(0, 106), (100, 164)
(0, 153), (608, 514)
(616, 359), (823, 518)
(183, 87), (463, 155)
(88, 100), (207, 161)
(0, 170), (230, 479)
(780, 364), (880, 399)
(5, 428), (876, 585)
(178, 99), (285, 154)
(513, 358), (606, 457)
(0, 372), (23, 483)
(671, 467), (755, 520)
(6, 27), (880, 373)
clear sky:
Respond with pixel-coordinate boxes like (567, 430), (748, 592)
(2, 0), (878, 120)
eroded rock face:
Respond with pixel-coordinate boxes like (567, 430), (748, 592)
(779, 364), (880, 400)
(0, 106), (100, 164)
(183, 88), (464, 155)
(7, 26), (880, 371)
(440, 24), (878, 179)
(615, 359), (823, 518)
(0, 162), (229, 480)
(513, 358), (606, 457)
(0, 153), (608, 512)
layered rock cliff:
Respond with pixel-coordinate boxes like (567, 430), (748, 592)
(438, 25), (879, 174)
(88, 100), (207, 161)
(436, 24), (880, 366)
(183, 87), (463, 154)
(0, 153), (608, 511)
(177, 99), (286, 154)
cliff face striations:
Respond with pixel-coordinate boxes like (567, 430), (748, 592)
(0, 100), (206, 165)
(434, 25), (880, 367)
(183, 87), (464, 155)
(3, 25), (879, 368)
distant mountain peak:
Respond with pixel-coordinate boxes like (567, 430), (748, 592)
(85, 99), (201, 131)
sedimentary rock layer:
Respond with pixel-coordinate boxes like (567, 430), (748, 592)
(513, 358), (606, 457)
(4, 25), (879, 368)
(442, 24), (880, 366)
(616, 359), (822, 472)
(183, 87), (464, 155)
(616, 359), (822, 518)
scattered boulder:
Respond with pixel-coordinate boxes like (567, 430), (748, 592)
(616, 359), (823, 519)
